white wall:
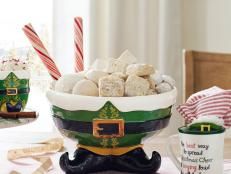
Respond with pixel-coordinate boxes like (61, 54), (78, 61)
(182, 0), (231, 53)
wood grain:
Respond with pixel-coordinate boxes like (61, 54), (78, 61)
(183, 50), (231, 101)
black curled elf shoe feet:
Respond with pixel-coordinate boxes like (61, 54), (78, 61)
(60, 147), (161, 174)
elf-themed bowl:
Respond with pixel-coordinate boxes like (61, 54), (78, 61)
(0, 71), (30, 112)
(47, 87), (177, 152)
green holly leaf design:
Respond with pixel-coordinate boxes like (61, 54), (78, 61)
(98, 102), (121, 119)
(100, 138), (109, 148)
(110, 106), (120, 119)
(111, 138), (119, 147)
(98, 107), (108, 119)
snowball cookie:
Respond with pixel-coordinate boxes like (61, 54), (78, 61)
(104, 58), (127, 73)
(147, 89), (157, 95)
(90, 58), (114, 71)
(147, 76), (156, 89)
(150, 71), (163, 85)
(110, 72), (128, 80)
(118, 50), (137, 65)
(72, 79), (98, 96)
(162, 75), (175, 87)
(126, 64), (154, 76)
(99, 76), (124, 97)
(156, 82), (172, 94)
(125, 75), (150, 96)
(142, 75), (156, 90)
(55, 73), (84, 93)
(85, 69), (108, 84)
(77, 70), (87, 76)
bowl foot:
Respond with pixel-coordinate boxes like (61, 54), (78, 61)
(60, 147), (161, 174)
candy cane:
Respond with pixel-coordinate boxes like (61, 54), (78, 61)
(23, 23), (61, 80)
(74, 17), (84, 72)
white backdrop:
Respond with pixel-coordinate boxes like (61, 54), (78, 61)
(182, 0), (231, 53)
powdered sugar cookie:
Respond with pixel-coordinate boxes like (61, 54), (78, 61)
(162, 75), (175, 87)
(104, 58), (127, 73)
(147, 76), (156, 89)
(126, 64), (154, 76)
(110, 72), (128, 80)
(118, 50), (137, 65)
(125, 75), (150, 96)
(77, 70), (87, 76)
(150, 71), (163, 85)
(147, 89), (157, 95)
(90, 58), (113, 71)
(156, 82), (172, 94)
(99, 76), (124, 97)
(85, 70), (108, 84)
(55, 73), (84, 93)
(72, 79), (98, 96)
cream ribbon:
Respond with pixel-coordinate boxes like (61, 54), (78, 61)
(7, 138), (63, 174)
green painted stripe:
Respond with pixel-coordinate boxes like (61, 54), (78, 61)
(52, 105), (171, 122)
(60, 129), (148, 147)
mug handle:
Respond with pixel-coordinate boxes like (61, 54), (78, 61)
(166, 134), (181, 171)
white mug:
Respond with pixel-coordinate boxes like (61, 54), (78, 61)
(167, 126), (225, 174)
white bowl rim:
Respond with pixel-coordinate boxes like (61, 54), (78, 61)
(46, 87), (177, 112)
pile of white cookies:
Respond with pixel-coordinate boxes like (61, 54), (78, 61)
(54, 50), (175, 97)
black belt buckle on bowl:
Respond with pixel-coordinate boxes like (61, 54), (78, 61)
(6, 88), (18, 96)
(93, 119), (124, 138)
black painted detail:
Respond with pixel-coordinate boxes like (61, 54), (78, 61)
(60, 147), (161, 174)
(0, 88), (30, 95)
(6, 101), (22, 112)
(53, 115), (170, 135)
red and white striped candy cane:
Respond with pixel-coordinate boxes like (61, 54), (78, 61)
(74, 17), (84, 72)
(23, 23), (61, 80)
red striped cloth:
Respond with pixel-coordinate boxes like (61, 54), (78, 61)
(177, 87), (231, 128)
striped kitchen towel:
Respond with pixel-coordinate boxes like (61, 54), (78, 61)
(177, 86), (231, 127)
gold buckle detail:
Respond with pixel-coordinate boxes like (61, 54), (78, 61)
(200, 125), (211, 132)
(93, 119), (124, 138)
(6, 88), (18, 96)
